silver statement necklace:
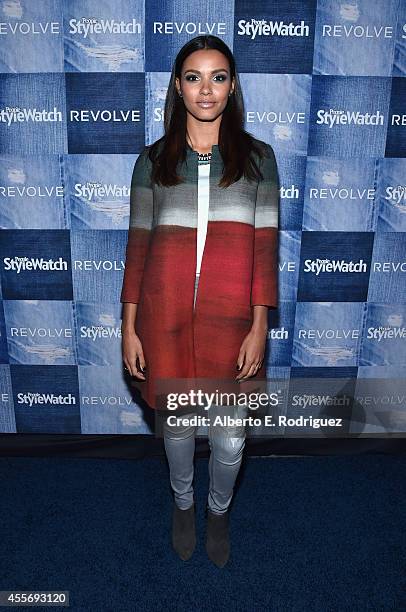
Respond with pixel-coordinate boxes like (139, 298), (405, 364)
(197, 151), (212, 165)
(187, 133), (213, 165)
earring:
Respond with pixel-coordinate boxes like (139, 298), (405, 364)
(178, 90), (183, 97)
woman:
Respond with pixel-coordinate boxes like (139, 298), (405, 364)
(121, 35), (279, 568)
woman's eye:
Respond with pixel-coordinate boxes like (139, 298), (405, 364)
(185, 74), (227, 82)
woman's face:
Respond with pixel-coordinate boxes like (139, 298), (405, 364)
(175, 49), (234, 123)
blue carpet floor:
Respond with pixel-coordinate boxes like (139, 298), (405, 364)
(0, 455), (405, 611)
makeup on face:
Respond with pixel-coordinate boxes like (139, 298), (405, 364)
(183, 69), (230, 108)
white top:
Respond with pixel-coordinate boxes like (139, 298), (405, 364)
(196, 160), (210, 275)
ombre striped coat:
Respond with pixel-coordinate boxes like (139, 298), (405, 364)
(120, 138), (279, 410)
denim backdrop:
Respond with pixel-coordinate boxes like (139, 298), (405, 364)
(0, 0), (405, 435)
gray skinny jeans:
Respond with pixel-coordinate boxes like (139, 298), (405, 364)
(162, 272), (249, 515)
(162, 403), (249, 514)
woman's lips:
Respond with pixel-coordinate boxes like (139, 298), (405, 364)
(196, 101), (216, 108)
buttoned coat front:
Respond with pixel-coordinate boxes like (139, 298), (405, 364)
(120, 137), (279, 410)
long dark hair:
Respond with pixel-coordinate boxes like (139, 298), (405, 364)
(147, 35), (268, 188)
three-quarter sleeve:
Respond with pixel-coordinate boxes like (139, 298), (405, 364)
(250, 143), (279, 308)
(120, 147), (154, 304)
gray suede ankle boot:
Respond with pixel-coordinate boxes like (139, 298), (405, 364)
(172, 502), (196, 561)
(205, 506), (230, 568)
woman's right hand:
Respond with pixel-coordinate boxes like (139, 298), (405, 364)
(122, 328), (147, 380)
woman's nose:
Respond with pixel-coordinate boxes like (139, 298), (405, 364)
(200, 81), (212, 94)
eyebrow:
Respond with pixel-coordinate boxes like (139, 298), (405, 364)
(183, 68), (229, 75)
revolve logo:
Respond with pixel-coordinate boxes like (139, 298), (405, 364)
(153, 21), (226, 35)
(69, 109), (141, 123)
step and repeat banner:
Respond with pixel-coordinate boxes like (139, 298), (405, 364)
(0, 0), (405, 436)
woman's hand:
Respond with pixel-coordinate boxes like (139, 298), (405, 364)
(235, 325), (267, 381)
(122, 327), (147, 380)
